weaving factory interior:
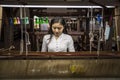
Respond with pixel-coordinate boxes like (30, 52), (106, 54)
(0, 0), (120, 80)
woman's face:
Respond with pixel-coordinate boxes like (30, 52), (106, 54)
(52, 23), (64, 37)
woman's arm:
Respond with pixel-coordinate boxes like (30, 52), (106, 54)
(41, 36), (47, 52)
(68, 36), (75, 52)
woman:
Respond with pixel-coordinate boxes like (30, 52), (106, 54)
(41, 17), (75, 52)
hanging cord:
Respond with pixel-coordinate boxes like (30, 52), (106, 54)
(97, 26), (101, 56)
(20, 6), (24, 55)
(36, 31), (40, 52)
(89, 7), (94, 53)
(24, 6), (30, 56)
(97, 8), (104, 56)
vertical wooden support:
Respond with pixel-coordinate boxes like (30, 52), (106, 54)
(3, 8), (13, 48)
(115, 7), (120, 51)
(116, 7), (120, 37)
(0, 6), (2, 40)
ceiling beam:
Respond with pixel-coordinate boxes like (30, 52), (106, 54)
(88, 0), (107, 8)
(0, 0), (118, 6)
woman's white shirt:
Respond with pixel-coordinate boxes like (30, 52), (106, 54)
(41, 33), (75, 52)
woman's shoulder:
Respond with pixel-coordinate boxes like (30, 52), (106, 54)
(43, 34), (51, 39)
(63, 33), (72, 38)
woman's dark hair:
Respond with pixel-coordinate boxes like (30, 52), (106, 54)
(48, 17), (67, 34)
(46, 17), (68, 46)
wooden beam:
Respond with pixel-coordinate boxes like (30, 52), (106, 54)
(0, 6), (2, 40)
(89, 0), (107, 8)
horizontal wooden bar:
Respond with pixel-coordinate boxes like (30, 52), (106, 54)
(0, 51), (120, 60)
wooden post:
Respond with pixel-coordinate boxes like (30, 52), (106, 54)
(3, 8), (13, 48)
(0, 6), (2, 40)
(115, 7), (120, 51)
